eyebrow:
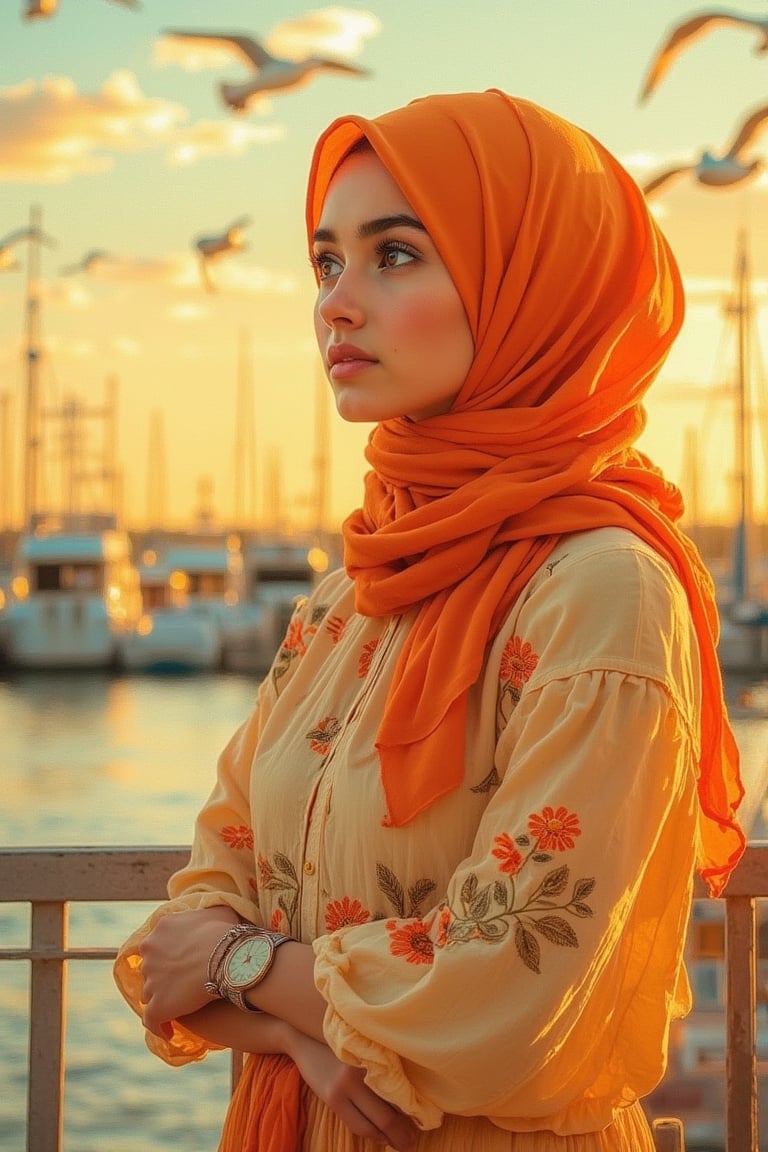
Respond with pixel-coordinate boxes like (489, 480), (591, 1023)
(312, 214), (427, 244)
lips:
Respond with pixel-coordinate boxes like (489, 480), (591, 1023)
(327, 343), (376, 367)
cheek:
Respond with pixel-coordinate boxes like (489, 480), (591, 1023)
(394, 290), (468, 353)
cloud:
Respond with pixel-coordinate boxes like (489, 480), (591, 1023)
(155, 6), (381, 72)
(167, 118), (285, 166)
(268, 7), (381, 59)
(0, 72), (186, 182)
(49, 252), (296, 297)
(0, 71), (283, 182)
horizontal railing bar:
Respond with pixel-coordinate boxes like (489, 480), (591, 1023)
(0, 846), (190, 902)
(721, 841), (768, 898)
(0, 948), (118, 961)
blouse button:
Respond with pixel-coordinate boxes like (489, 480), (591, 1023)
(303, 861), (316, 875)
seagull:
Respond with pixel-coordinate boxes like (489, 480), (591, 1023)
(0, 226), (55, 271)
(23, 0), (140, 17)
(642, 102), (768, 198)
(193, 216), (251, 292)
(640, 11), (768, 102)
(161, 29), (371, 112)
(59, 249), (112, 276)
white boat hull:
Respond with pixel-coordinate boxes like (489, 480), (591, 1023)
(5, 595), (121, 669)
(119, 609), (222, 674)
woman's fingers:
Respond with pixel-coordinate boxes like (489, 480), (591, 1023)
(289, 1033), (416, 1151)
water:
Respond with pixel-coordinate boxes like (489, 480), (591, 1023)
(0, 671), (263, 1152)
(1, 670), (767, 1151)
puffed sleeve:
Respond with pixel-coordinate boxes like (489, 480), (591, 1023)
(113, 678), (272, 1065)
(312, 542), (700, 1134)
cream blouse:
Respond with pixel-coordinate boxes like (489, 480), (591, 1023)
(114, 526), (702, 1143)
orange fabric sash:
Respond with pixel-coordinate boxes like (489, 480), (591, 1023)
(218, 1054), (306, 1152)
(306, 90), (744, 898)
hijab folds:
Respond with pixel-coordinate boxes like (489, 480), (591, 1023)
(306, 90), (744, 898)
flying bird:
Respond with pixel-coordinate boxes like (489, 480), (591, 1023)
(161, 29), (371, 112)
(642, 102), (768, 198)
(59, 250), (112, 276)
(0, 226), (55, 272)
(23, 0), (140, 16)
(640, 11), (768, 102)
(194, 216), (251, 292)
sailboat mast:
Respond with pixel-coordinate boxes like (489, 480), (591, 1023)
(731, 231), (753, 602)
(23, 204), (43, 527)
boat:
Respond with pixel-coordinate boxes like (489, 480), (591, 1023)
(3, 513), (142, 670)
(117, 550), (222, 674)
(223, 538), (322, 673)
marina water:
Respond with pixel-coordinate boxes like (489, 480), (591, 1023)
(1, 669), (766, 1151)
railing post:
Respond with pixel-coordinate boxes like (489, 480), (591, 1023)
(27, 901), (67, 1152)
(725, 892), (759, 1151)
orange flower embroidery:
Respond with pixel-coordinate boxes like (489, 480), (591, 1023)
(324, 896), (371, 932)
(500, 635), (539, 689)
(386, 919), (434, 965)
(435, 906), (452, 948)
(528, 805), (582, 851)
(326, 615), (347, 644)
(220, 824), (254, 851)
(358, 638), (379, 678)
(270, 908), (285, 932)
(283, 617), (307, 656)
(491, 832), (524, 875)
(257, 853), (272, 886)
(306, 715), (342, 755)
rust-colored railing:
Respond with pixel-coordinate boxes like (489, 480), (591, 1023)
(0, 842), (765, 1152)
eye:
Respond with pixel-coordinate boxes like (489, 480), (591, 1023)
(310, 251), (342, 280)
(376, 239), (418, 269)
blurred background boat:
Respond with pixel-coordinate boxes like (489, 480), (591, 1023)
(2, 512), (141, 670)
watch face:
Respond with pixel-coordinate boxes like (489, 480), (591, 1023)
(225, 935), (272, 989)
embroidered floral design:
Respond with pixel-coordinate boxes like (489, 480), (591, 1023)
(270, 907), (286, 932)
(325, 896), (371, 932)
(310, 604), (330, 628)
(326, 615), (347, 644)
(306, 715), (342, 756)
(497, 634), (539, 731)
(386, 918), (435, 965)
(270, 604), (325, 692)
(376, 863), (436, 919)
(528, 805), (582, 851)
(471, 767), (501, 794)
(358, 638), (380, 678)
(429, 805), (594, 975)
(256, 851), (300, 935)
(220, 824), (254, 851)
(491, 832), (524, 875)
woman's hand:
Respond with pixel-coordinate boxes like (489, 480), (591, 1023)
(286, 1030), (417, 1152)
(139, 906), (240, 1039)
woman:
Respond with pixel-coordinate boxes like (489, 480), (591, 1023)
(115, 89), (745, 1151)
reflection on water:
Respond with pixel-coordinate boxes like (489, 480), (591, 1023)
(1, 669), (767, 1150)
(1, 670), (263, 1152)
(1, 671), (261, 846)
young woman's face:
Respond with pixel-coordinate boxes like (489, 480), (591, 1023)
(312, 148), (474, 423)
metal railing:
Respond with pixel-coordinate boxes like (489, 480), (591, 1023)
(0, 842), (766, 1152)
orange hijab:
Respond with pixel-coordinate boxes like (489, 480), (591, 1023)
(306, 89), (744, 898)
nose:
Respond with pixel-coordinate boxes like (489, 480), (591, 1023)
(315, 266), (365, 331)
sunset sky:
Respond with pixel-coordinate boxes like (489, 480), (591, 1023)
(2, 0), (768, 531)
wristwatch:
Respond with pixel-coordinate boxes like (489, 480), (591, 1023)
(205, 924), (291, 1012)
